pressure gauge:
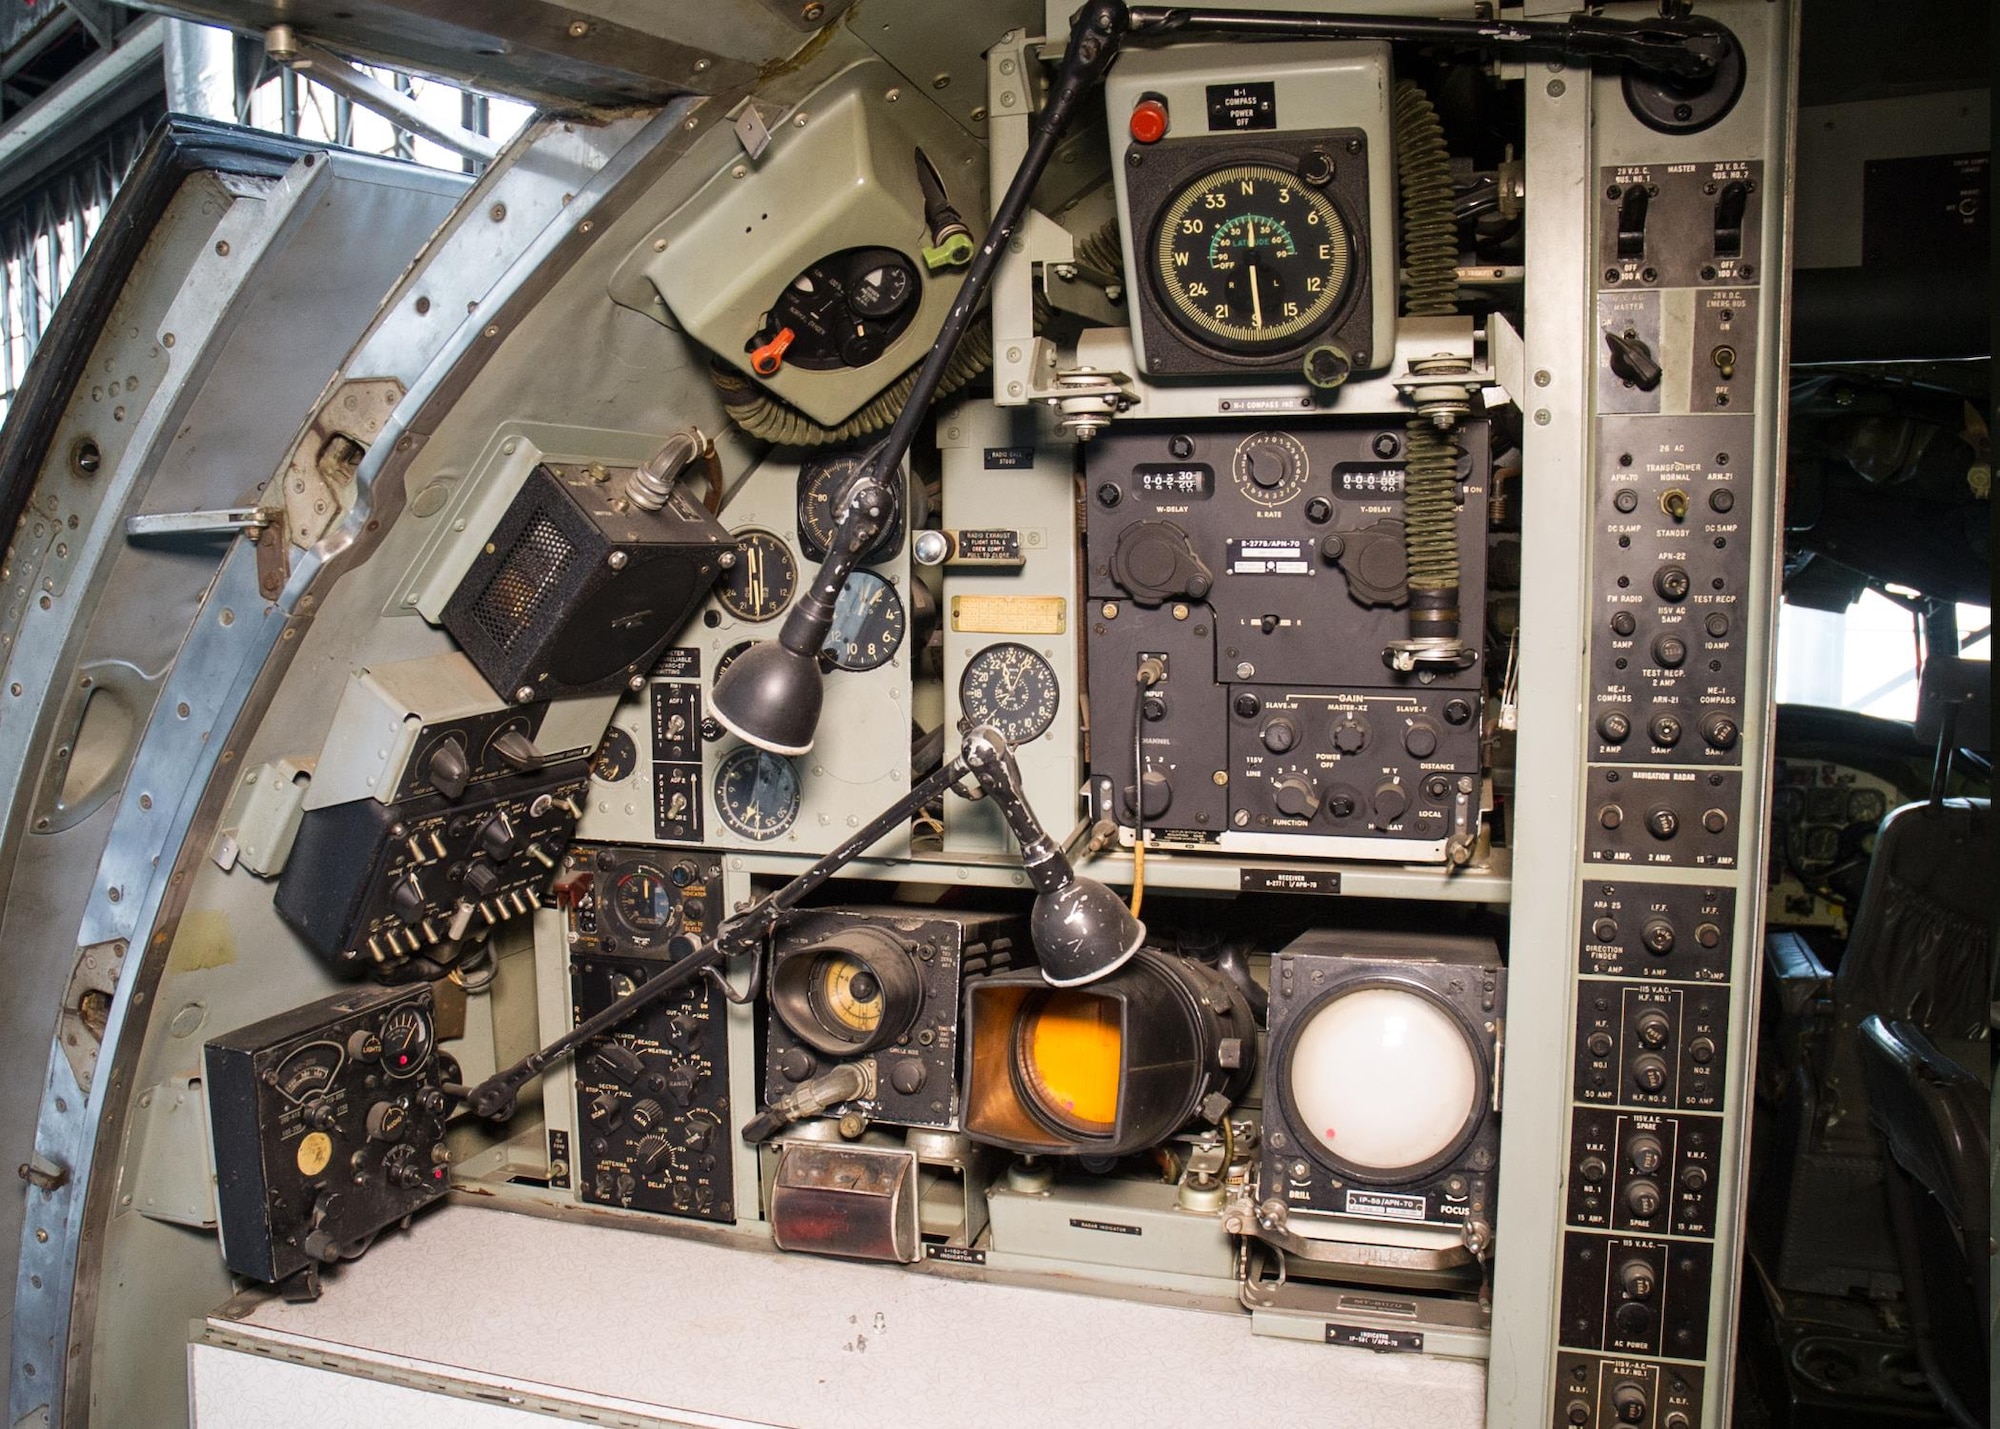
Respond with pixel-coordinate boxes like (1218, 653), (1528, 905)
(378, 1005), (435, 1080)
(716, 529), (797, 623)
(714, 745), (801, 841)
(796, 451), (904, 564)
(822, 570), (906, 672)
(591, 726), (638, 783)
(958, 643), (1059, 744)
(1153, 162), (1352, 351)
(609, 863), (679, 940)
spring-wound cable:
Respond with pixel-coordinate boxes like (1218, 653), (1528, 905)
(1393, 78), (1460, 316)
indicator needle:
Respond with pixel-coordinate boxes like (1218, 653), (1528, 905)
(1248, 261), (1263, 330)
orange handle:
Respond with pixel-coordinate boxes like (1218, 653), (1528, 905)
(750, 326), (795, 377)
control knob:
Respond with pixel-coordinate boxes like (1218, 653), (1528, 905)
(1403, 719), (1440, 758)
(477, 810), (518, 862)
(1272, 774), (1320, 820)
(1330, 715), (1369, 754)
(1260, 717), (1299, 754)
(1370, 781), (1409, 823)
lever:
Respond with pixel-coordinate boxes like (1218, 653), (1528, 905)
(1616, 186), (1651, 259)
(1713, 180), (1748, 257)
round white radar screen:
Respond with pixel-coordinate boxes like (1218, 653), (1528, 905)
(1287, 985), (1480, 1173)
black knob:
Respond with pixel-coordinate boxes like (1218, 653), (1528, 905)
(1612, 1301), (1655, 1341)
(685, 1122), (714, 1152)
(1625, 1178), (1663, 1218)
(1709, 487), (1735, 512)
(389, 871), (427, 923)
(1233, 691), (1262, 719)
(1371, 781), (1409, 822)
(1687, 1036), (1716, 1065)
(1304, 496), (1333, 524)
(1443, 698), (1472, 725)
(1665, 1414), (1692, 1429)
(1611, 1379), (1650, 1423)
(477, 811), (518, 862)
(1273, 774), (1320, 820)
(1636, 1010), (1672, 1047)
(490, 729), (544, 772)
(1610, 609), (1637, 637)
(666, 1062), (699, 1105)
(1123, 769), (1172, 820)
(628, 1098), (664, 1132)
(1403, 720), (1440, 758)
(1598, 712), (1632, 744)
(1679, 1164), (1710, 1193)
(889, 1059), (928, 1095)
(426, 736), (471, 800)
(365, 1102), (407, 1143)
(1565, 1400), (1591, 1427)
(1642, 919), (1676, 955)
(1245, 445), (1293, 489)
(1325, 791), (1357, 819)
(1592, 916), (1621, 942)
(1652, 635), (1687, 668)
(462, 860), (501, 899)
(777, 1047), (815, 1082)
(1261, 717), (1299, 754)
(636, 1133), (673, 1173)
(1654, 565), (1691, 602)
(1579, 1155), (1608, 1185)
(1627, 1132), (1665, 1175)
(1586, 1030), (1616, 1058)
(1648, 713), (1683, 747)
(1631, 1052), (1670, 1092)
(1645, 806), (1679, 840)
(1605, 328), (1663, 390)
(305, 1100), (340, 1132)
(589, 1089), (622, 1124)
(1330, 715), (1369, 754)
(1705, 610), (1731, 638)
(1700, 712), (1738, 750)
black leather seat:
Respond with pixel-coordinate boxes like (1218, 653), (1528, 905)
(1856, 1016), (1990, 1429)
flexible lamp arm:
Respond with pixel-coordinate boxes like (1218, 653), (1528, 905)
(464, 749), (972, 1120)
(1125, 7), (1727, 82)
(774, 473), (894, 660)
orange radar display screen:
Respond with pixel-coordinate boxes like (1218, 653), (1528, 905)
(1015, 991), (1122, 1136)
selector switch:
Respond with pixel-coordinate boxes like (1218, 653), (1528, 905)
(1605, 329), (1663, 391)
(1371, 781), (1409, 823)
(1403, 719), (1440, 758)
(1272, 775), (1321, 820)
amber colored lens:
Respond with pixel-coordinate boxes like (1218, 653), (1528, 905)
(1015, 991), (1122, 1136)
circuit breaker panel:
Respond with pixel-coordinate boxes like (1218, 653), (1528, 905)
(1496, 5), (1794, 1426)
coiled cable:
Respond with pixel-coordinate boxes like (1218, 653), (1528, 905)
(1393, 78), (1460, 317)
(1402, 418), (1462, 612)
(708, 312), (994, 449)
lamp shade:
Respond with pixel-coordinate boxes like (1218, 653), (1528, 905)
(708, 640), (823, 756)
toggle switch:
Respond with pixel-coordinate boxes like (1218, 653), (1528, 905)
(1616, 186), (1652, 259)
(1713, 180), (1748, 258)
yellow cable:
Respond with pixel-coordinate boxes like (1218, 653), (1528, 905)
(1129, 834), (1145, 919)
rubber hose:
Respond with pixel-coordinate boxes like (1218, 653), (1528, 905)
(710, 311), (994, 449)
(1402, 418), (1461, 614)
(1393, 79), (1459, 317)
(1073, 218), (1125, 280)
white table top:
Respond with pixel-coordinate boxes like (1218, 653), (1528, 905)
(208, 1203), (1488, 1429)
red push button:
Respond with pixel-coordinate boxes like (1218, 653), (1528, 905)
(1129, 98), (1169, 145)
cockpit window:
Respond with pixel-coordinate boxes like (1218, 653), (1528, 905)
(1776, 591), (1988, 721)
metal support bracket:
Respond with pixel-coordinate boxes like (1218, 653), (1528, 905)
(265, 28), (502, 163)
(124, 506), (292, 600)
